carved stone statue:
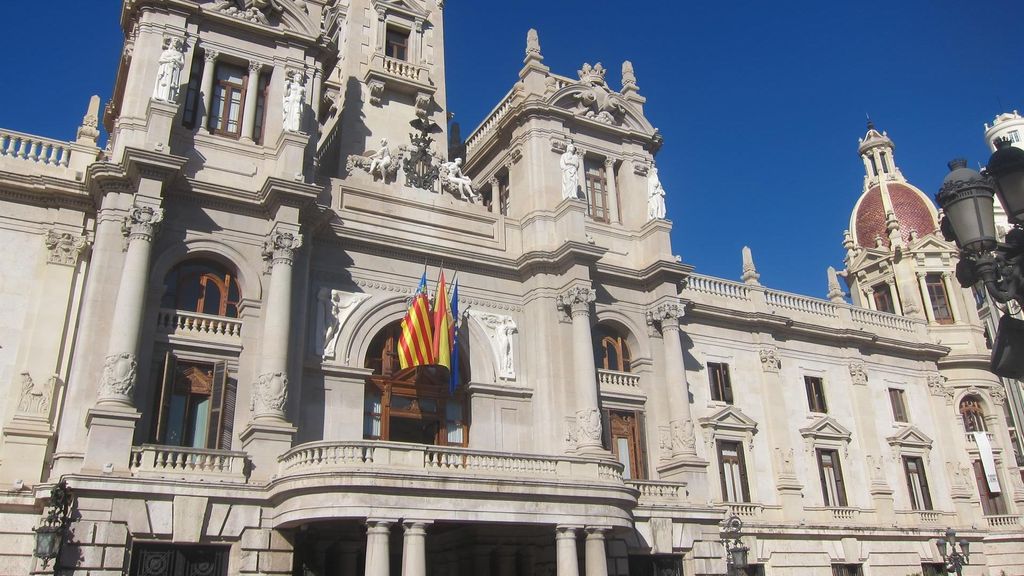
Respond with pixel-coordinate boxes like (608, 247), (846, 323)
(439, 158), (478, 202)
(152, 37), (184, 103)
(574, 63), (626, 124)
(346, 139), (403, 181)
(560, 142), (581, 200)
(368, 138), (393, 179)
(282, 71), (305, 132)
(317, 289), (370, 360)
(647, 165), (666, 220)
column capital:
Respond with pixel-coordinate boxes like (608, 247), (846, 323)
(366, 519), (394, 532)
(758, 345), (781, 373)
(263, 230), (302, 265)
(584, 526), (611, 537)
(248, 59), (263, 73)
(202, 47), (219, 63)
(402, 520), (431, 533)
(645, 301), (684, 334)
(122, 205), (163, 243)
(916, 271), (927, 279)
(555, 525), (581, 539)
(44, 229), (89, 267)
(556, 286), (596, 318)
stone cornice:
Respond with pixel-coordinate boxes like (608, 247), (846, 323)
(0, 173), (91, 212)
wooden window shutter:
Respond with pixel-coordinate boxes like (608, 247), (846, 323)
(736, 440), (751, 502)
(722, 364), (734, 405)
(832, 451), (848, 506)
(154, 351), (176, 443)
(207, 361), (228, 449)
(636, 411), (647, 480)
(918, 458), (933, 510)
(717, 441), (730, 501)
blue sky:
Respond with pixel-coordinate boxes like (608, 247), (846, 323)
(3, 1), (1021, 299)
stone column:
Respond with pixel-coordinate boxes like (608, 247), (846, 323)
(95, 205), (162, 407)
(886, 279), (903, 315)
(401, 522), (427, 576)
(554, 526), (579, 576)
(488, 176), (500, 213)
(200, 48), (218, 132)
(556, 286), (602, 453)
(241, 60), (262, 142)
(863, 287), (876, 310)
(942, 272), (961, 322)
(648, 303), (696, 459)
(240, 227), (301, 480)
(603, 158), (618, 223)
(584, 528), (608, 576)
(917, 272), (935, 323)
(365, 521), (391, 576)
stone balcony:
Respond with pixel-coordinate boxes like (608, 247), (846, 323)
(597, 368), (644, 401)
(0, 128), (96, 181)
(365, 52), (434, 96)
(130, 444), (249, 484)
(155, 308), (243, 346)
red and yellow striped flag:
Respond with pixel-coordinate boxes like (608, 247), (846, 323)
(432, 271), (454, 371)
(398, 273), (434, 369)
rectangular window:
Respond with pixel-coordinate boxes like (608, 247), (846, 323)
(872, 283), (895, 314)
(879, 151), (890, 174)
(182, 54), (204, 129)
(805, 376), (828, 413)
(708, 362), (733, 404)
(152, 353), (233, 450)
(888, 388), (908, 423)
(1008, 130), (1021, 143)
(584, 158), (610, 223)
(903, 456), (933, 510)
(921, 563), (945, 576)
(385, 27), (409, 60)
(606, 409), (645, 480)
(817, 448), (848, 507)
(129, 543), (229, 576)
(717, 439), (750, 502)
(925, 273), (954, 324)
(209, 63), (247, 138)
(831, 565), (863, 576)
(973, 459), (1007, 515)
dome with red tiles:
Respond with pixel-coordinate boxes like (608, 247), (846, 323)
(851, 183), (938, 249)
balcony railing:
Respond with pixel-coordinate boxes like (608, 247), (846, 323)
(597, 369), (641, 390)
(279, 441), (624, 484)
(156, 308), (242, 342)
(985, 514), (1022, 529)
(130, 444), (248, 483)
(627, 480), (687, 505)
(965, 431), (997, 446)
(723, 502), (765, 519)
(0, 129), (72, 167)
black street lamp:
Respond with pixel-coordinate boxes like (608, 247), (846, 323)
(935, 138), (1024, 378)
(33, 480), (74, 570)
(935, 528), (970, 576)
(720, 514), (749, 575)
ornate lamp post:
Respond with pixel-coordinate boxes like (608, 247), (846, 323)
(935, 528), (970, 576)
(935, 138), (1024, 378)
(32, 480), (74, 570)
(720, 515), (749, 575)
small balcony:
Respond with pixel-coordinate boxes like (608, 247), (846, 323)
(985, 514), (1022, 529)
(156, 308), (242, 345)
(130, 444), (249, 484)
(627, 480), (688, 507)
(365, 52), (434, 96)
(597, 369), (644, 400)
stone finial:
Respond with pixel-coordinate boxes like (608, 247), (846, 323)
(885, 210), (904, 252)
(525, 28), (542, 62)
(621, 60), (638, 93)
(76, 95), (101, 145)
(827, 266), (845, 303)
(741, 246), (760, 285)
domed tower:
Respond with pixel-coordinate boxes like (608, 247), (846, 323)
(983, 111), (1024, 240)
(842, 123), (986, 348)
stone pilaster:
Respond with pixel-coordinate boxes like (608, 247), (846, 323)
(756, 344), (803, 519)
(241, 60), (263, 142)
(556, 286), (602, 454)
(240, 227), (300, 479)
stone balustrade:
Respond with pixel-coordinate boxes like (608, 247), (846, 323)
(597, 369), (641, 390)
(985, 514), (1022, 529)
(465, 88), (518, 153)
(683, 273), (926, 338)
(156, 308), (243, 341)
(378, 54), (428, 83)
(279, 440), (624, 484)
(627, 480), (688, 505)
(965, 431), (997, 446)
(0, 129), (72, 171)
(130, 444), (249, 483)
(894, 509), (949, 527)
(724, 502), (765, 519)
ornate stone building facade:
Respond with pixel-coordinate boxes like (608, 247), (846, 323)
(0, 1), (1021, 575)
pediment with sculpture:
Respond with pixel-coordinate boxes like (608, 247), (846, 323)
(546, 62), (655, 134)
(205, 0), (319, 37)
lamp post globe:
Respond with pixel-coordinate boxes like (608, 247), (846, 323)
(986, 138), (1024, 225)
(936, 159), (998, 254)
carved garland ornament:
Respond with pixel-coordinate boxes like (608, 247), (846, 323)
(16, 372), (56, 416)
(251, 371), (289, 416)
(100, 352), (138, 400)
(758, 346), (781, 373)
(848, 361), (868, 386)
(926, 372), (953, 403)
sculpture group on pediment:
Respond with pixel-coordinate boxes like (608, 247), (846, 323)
(211, 0), (283, 25)
(347, 138), (403, 182)
(574, 63), (626, 125)
(439, 158), (479, 203)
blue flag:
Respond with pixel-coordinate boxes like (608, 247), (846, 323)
(449, 280), (460, 395)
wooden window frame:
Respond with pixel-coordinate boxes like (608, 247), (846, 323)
(209, 62), (247, 138)
(872, 282), (895, 314)
(716, 439), (750, 503)
(805, 376), (828, 413)
(924, 273), (954, 324)
(708, 362), (733, 404)
(888, 388), (909, 423)
(599, 333), (632, 373)
(182, 53), (204, 129)
(816, 448), (848, 507)
(251, 71), (271, 145)
(959, 396), (987, 433)
(385, 26), (410, 61)
(973, 459), (1007, 515)
(584, 160), (611, 223)
(152, 353), (234, 450)
(902, 455), (933, 511)
(163, 260), (242, 318)
(363, 373), (468, 447)
(605, 409), (646, 480)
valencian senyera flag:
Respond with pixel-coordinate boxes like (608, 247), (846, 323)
(398, 272), (434, 369)
(432, 270), (454, 371)
(449, 279), (460, 395)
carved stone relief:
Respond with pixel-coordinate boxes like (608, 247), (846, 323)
(317, 289), (371, 361)
(848, 361), (868, 386)
(565, 408), (602, 450)
(100, 352), (138, 401)
(16, 372), (56, 417)
(758, 346), (781, 373)
(44, 230), (88, 266)
(467, 310), (517, 380)
(251, 371), (289, 416)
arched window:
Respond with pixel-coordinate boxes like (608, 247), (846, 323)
(162, 259), (242, 318)
(594, 326), (631, 372)
(363, 321), (469, 446)
(960, 396), (987, 433)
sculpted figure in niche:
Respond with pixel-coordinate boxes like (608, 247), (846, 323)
(560, 142), (582, 200)
(440, 158), (478, 202)
(316, 289), (370, 360)
(282, 71), (305, 132)
(647, 165), (666, 220)
(152, 37), (184, 103)
(473, 312), (518, 379)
